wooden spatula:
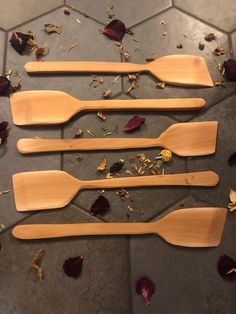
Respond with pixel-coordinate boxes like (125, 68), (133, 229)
(17, 121), (218, 157)
(13, 170), (219, 212)
(10, 90), (205, 125)
(12, 207), (227, 247)
(24, 55), (213, 87)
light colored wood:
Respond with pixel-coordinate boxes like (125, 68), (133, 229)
(10, 90), (205, 125)
(24, 55), (213, 87)
(12, 170), (219, 211)
(12, 207), (227, 247)
(17, 121), (218, 157)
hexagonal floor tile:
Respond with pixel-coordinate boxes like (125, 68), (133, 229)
(0, 205), (131, 314)
(174, 0), (236, 32)
(0, 30), (5, 74)
(188, 93), (236, 207)
(67, 0), (171, 27)
(122, 7), (236, 121)
(0, 0), (63, 30)
(130, 195), (236, 314)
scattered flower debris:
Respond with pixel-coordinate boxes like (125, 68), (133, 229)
(138, 153), (151, 165)
(176, 43), (183, 49)
(136, 276), (155, 305)
(76, 18), (81, 24)
(44, 24), (61, 34)
(0, 189), (10, 196)
(128, 205), (135, 211)
(35, 43), (48, 58)
(97, 111), (106, 121)
(214, 80), (227, 87)
(63, 256), (84, 279)
(102, 125), (119, 137)
(125, 170), (133, 176)
(156, 82), (165, 89)
(218, 254), (236, 280)
(112, 75), (120, 84)
(183, 33), (187, 38)
(204, 33), (216, 42)
(213, 46), (226, 56)
(0, 77), (11, 96)
(228, 152), (236, 167)
(0, 121), (9, 144)
(9, 31), (36, 55)
(106, 6), (115, 19)
(223, 59), (236, 81)
(124, 115), (145, 132)
(76, 154), (83, 161)
(116, 188), (129, 200)
(109, 159), (124, 174)
(114, 42), (130, 61)
(101, 19), (127, 42)
(126, 73), (140, 94)
(31, 249), (44, 281)
(97, 157), (107, 171)
(59, 37), (78, 53)
(74, 129), (84, 137)
(90, 195), (110, 215)
(103, 89), (112, 98)
(156, 149), (172, 162)
(89, 76), (104, 88)
(0, 224), (6, 232)
(160, 20), (167, 25)
(228, 189), (236, 212)
(129, 154), (136, 163)
(86, 129), (94, 136)
(198, 42), (205, 50)
(132, 38), (140, 42)
(162, 32), (167, 36)
(63, 7), (71, 15)
(145, 54), (156, 62)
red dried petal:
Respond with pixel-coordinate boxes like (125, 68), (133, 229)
(63, 255), (84, 279)
(90, 195), (110, 216)
(218, 254), (236, 280)
(124, 116), (145, 132)
(223, 59), (236, 81)
(136, 276), (155, 304)
(0, 76), (11, 96)
(0, 121), (9, 144)
(9, 31), (34, 55)
(102, 19), (126, 42)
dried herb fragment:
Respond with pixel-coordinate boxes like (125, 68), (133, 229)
(156, 82), (165, 89)
(218, 254), (236, 280)
(76, 18), (81, 24)
(198, 42), (205, 50)
(213, 46), (226, 56)
(223, 59), (236, 81)
(97, 157), (107, 171)
(176, 43), (183, 49)
(9, 31), (35, 55)
(109, 159), (124, 174)
(90, 76), (104, 88)
(103, 90), (112, 98)
(63, 256), (84, 279)
(101, 19), (126, 42)
(136, 276), (155, 305)
(162, 32), (167, 36)
(160, 20), (167, 25)
(0, 121), (9, 144)
(63, 7), (71, 15)
(90, 195), (110, 216)
(106, 6), (115, 19)
(76, 154), (83, 161)
(124, 116), (145, 132)
(204, 33), (216, 42)
(145, 54), (156, 62)
(0, 224), (6, 232)
(214, 80), (227, 87)
(228, 152), (236, 167)
(97, 111), (106, 121)
(0, 189), (10, 196)
(74, 129), (84, 137)
(35, 43), (48, 58)
(116, 188), (129, 200)
(44, 24), (61, 34)
(228, 189), (236, 212)
(86, 129), (94, 136)
(31, 249), (44, 281)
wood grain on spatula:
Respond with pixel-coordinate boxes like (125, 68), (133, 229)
(12, 207), (227, 248)
(17, 121), (218, 157)
(10, 90), (205, 125)
(12, 170), (219, 211)
(24, 55), (213, 87)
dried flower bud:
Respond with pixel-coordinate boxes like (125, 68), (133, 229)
(74, 129), (83, 137)
(103, 89), (112, 98)
(159, 149), (172, 162)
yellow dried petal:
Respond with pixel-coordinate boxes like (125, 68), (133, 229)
(97, 157), (107, 172)
(229, 189), (236, 203)
(160, 149), (172, 162)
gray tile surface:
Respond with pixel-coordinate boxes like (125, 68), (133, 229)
(0, 1), (236, 314)
(67, 0), (172, 27)
(174, 0), (236, 32)
(0, 0), (63, 30)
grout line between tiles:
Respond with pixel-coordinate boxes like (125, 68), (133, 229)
(228, 33), (234, 58)
(72, 7), (106, 26)
(2, 31), (8, 75)
(128, 236), (134, 314)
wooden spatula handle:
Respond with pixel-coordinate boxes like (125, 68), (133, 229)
(82, 171), (219, 188)
(25, 61), (145, 73)
(12, 222), (153, 239)
(82, 98), (205, 111)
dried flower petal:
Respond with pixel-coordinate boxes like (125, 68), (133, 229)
(109, 160), (124, 174)
(0, 224), (6, 232)
(97, 157), (107, 171)
(0, 189), (10, 196)
(0, 77), (11, 96)
(228, 189), (236, 212)
(229, 152), (236, 167)
(0, 121), (9, 144)
(90, 76), (104, 88)
(90, 195), (110, 215)
(156, 82), (165, 89)
(35, 43), (48, 58)
(204, 33), (216, 42)
(124, 116), (145, 132)
(44, 24), (61, 34)
(198, 42), (205, 50)
(160, 20), (167, 25)
(97, 111), (106, 121)
(102, 19), (126, 42)
(63, 256), (84, 279)
(74, 129), (84, 137)
(106, 6), (115, 19)
(103, 89), (112, 98)
(31, 249), (44, 281)
(214, 80), (227, 87)
(9, 31), (35, 55)
(136, 276), (155, 305)
(63, 7), (71, 15)
(223, 59), (236, 81)
(218, 254), (236, 280)
(86, 129), (94, 136)
(213, 46), (226, 56)
(176, 43), (183, 49)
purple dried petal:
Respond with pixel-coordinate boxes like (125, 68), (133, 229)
(90, 195), (110, 216)
(0, 77), (11, 96)
(0, 121), (9, 144)
(102, 19), (126, 42)
(223, 59), (236, 81)
(9, 31), (34, 55)
(218, 254), (236, 280)
(124, 115), (145, 132)
(136, 276), (155, 304)
(109, 160), (124, 174)
(63, 255), (84, 279)
(228, 152), (236, 167)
